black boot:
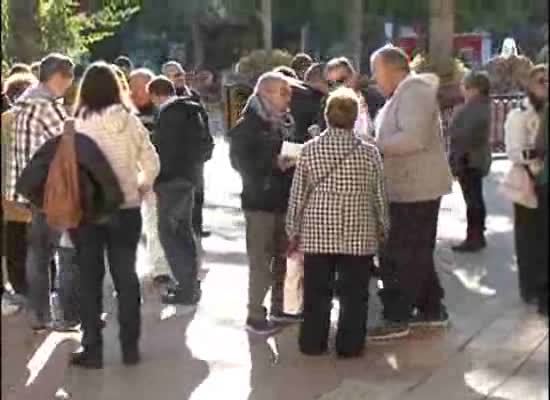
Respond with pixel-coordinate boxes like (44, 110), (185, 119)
(122, 343), (141, 366)
(452, 228), (486, 253)
(70, 347), (103, 369)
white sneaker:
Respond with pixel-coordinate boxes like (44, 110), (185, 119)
(2, 296), (22, 317)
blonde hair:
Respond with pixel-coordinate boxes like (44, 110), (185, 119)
(325, 87), (359, 130)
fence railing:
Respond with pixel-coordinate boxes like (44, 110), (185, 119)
(441, 93), (525, 154)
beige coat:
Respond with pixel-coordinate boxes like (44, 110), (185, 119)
(375, 73), (453, 203)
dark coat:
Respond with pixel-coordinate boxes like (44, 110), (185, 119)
(448, 97), (492, 177)
(16, 133), (124, 223)
(228, 109), (293, 212)
(362, 84), (386, 121)
(153, 97), (214, 187)
(289, 84), (325, 144)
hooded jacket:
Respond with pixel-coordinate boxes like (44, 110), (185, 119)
(153, 96), (214, 186)
(375, 73), (453, 203)
(75, 104), (160, 209)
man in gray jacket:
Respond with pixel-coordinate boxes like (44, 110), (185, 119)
(369, 46), (453, 341)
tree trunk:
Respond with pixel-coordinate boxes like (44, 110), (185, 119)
(190, 19), (205, 69)
(260, 0), (272, 54)
(429, 0), (455, 74)
(348, 0), (363, 72)
(7, 0), (41, 62)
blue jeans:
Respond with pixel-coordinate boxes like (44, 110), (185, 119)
(156, 179), (199, 294)
(26, 207), (79, 323)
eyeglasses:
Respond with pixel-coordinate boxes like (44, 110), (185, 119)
(328, 79), (347, 90)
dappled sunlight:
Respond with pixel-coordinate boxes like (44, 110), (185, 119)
(25, 331), (80, 387)
(384, 353), (400, 371)
(452, 267), (497, 297)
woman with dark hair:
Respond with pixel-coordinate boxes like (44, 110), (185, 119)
(71, 62), (159, 368)
(448, 71), (492, 252)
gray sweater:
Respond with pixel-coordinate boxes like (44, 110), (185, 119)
(375, 73), (453, 203)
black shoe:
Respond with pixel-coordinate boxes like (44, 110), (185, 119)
(410, 307), (450, 328)
(70, 348), (103, 369)
(200, 230), (212, 238)
(452, 237), (486, 253)
(538, 298), (548, 317)
(367, 321), (410, 342)
(270, 311), (304, 323)
(161, 283), (202, 306)
(245, 318), (281, 335)
(337, 349), (365, 359)
(122, 344), (141, 366)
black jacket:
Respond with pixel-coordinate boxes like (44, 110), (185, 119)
(228, 110), (293, 212)
(16, 133), (124, 223)
(363, 84), (386, 121)
(289, 84), (325, 144)
(153, 97), (214, 187)
(137, 102), (157, 133)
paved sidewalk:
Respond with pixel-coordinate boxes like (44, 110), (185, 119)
(2, 140), (547, 400)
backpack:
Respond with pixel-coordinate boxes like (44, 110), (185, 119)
(42, 119), (82, 230)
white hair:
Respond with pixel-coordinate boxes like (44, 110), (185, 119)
(254, 71), (289, 95)
(129, 68), (155, 82)
(162, 61), (184, 75)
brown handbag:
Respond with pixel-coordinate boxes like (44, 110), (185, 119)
(42, 119), (82, 230)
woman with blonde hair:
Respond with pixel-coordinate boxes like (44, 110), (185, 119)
(286, 87), (389, 357)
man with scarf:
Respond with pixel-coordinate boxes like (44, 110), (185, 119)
(229, 72), (296, 335)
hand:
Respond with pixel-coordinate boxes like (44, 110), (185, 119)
(277, 155), (296, 171)
(138, 184), (152, 199)
(286, 236), (300, 257)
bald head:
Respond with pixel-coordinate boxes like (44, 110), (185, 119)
(129, 68), (154, 108)
(370, 45), (411, 97)
(254, 72), (292, 113)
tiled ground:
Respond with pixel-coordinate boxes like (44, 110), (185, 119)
(2, 135), (548, 400)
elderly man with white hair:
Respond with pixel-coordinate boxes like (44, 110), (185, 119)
(228, 72), (297, 334)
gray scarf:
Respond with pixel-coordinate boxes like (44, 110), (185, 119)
(243, 94), (295, 139)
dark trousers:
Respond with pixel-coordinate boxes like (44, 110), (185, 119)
(72, 208), (142, 350)
(457, 168), (487, 237)
(192, 167), (205, 236)
(156, 180), (199, 294)
(26, 208), (79, 322)
(300, 254), (372, 355)
(378, 199), (444, 322)
(1, 219), (28, 296)
(536, 185), (548, 309)
(514, 186), (548, 303)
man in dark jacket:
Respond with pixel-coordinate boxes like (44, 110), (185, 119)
(274, 63), (327, 144)
(228, 71), (297, 334)
(162, 60), (213, 238)
(148, 77), (214, 305)
(449, 71), (492, 252)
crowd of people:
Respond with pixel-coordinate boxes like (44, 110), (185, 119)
(0, 46), (547, 367)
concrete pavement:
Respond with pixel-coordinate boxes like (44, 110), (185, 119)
(1, 138), (548, 400)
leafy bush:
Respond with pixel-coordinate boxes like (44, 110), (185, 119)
(410, 53), (469, 85)
(236, 49), (293, 81)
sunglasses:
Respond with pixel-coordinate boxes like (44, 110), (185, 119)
(328, 79), (347, 90)
(536, 77), (548, 85)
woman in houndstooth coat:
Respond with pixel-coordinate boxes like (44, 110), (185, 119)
(286, 87), (389, 358)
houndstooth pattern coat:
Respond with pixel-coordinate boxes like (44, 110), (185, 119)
(286, 128), (390, 256)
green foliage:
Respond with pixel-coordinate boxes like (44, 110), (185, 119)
(410, 53), (469, 84)
(236, 48), (293, 78)
(2, 0), (140, 63)
(1, 0), (9, 75)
